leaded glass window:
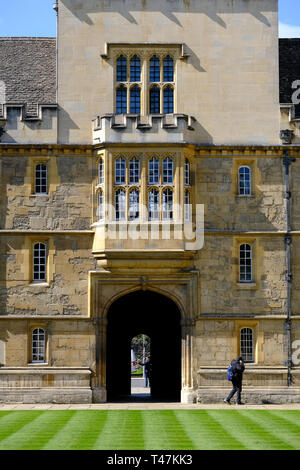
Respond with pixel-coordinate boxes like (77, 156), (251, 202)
(184, 159), (190, 186)
(150, 55), (160, 82)
(149, 188), (159, 221)
(115, 189), (126, 221)
(98, 158), (104, 185)
(162, 188), (173, 220)
(117, 55), (127, 82)
(98, 190), (104, 220)
(163, 55), (174, 82)
(163, 157), (173, 184)
(116, 85), (127, 114)
(163, 86), (174, 114)
(129, 158), (140, 184)
(130, 85), (141, 114)
(130, 55), (141, 82)
(148, 157), (159, 185)
(150, 85), (160, 114)
(115, 158), (126, 185)
(129, 189), (139, 220)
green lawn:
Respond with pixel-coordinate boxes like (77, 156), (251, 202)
(0, 410), (299, 450)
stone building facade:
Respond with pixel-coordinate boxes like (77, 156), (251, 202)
(0, 0), (300, 403)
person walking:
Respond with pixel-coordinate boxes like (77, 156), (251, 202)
(224, 356), (245, 405)
(142, 357), (152, 388)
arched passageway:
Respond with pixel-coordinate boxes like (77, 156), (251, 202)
(106, 290), (181, 402)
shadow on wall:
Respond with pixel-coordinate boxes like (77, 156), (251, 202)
(60, 0), (274, 28)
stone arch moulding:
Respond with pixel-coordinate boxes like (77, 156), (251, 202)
(89, 270), (199, 403)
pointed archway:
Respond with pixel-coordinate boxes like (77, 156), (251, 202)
(106, 290), (181, 402)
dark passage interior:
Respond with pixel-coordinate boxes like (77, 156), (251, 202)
(106, 290), (181, 402)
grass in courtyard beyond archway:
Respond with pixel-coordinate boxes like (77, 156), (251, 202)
(0, 410), (299, 450)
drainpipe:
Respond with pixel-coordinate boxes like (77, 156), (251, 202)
(53, 2), (58, 143)
(281, 130), (295, 387)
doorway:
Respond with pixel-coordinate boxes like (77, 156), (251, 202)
(106, 290), (181, 402)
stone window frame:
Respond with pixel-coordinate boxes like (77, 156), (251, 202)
(27, 322), (49, 365)
(238, 165), (251, 196)
(234, 159), (255, 198)
(240, 327), (255, 363)
(29, 238), (50, 285)
(29, 158), (50, 196)
(235, 320), (259, 365)
(235, 238), (257, 289)
(113, 46), (178, 115)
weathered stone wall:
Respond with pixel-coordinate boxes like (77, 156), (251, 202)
(57, 0), (279, 145)
(0, 154), (95, 231)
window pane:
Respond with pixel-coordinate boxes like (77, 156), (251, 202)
(129, 189), (139, 220)
(163, 157), (173, 184)
(149, 189), (159, 221)
(129, 158), (140, 184)
(148, 158), (159, 185)
(184, 190), (191, 221)
(163, 86), (174, 114)
(35, 164), (47, 194)
(98, 191), (104, 220)
(33, 243), (47, 281)
(116, 85), (127, 114)
(115, 190), (126, 221)
(115, 158), (126, 184)
(162, 189), (173, 220)
(240, 328), (254, 362)
(239, 166), (251, 195)
(150, 86), (160, 113)
(117, 55), (127, 81)
(98, 159), (104, 185)
(163, 55), (174, 82)
(32, 328), (45, 363)
(130, 55), (141, 82)
(130, 85), (141, 114)
(150, 55), (160, 82)
(239, 244), (252, 282)
(184, 159), (190, 186)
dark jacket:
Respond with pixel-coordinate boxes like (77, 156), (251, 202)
(231, 357), (245, 382)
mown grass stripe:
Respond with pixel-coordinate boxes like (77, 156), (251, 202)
(141, 410), (197, 450)
(173, 410), (246, 450)
(92, 410), (145, 450)
(208, 410), (295, 450)
(240, 410), (300, 450)
(43, 410), (108, 450)
(0, 411), (48, 450)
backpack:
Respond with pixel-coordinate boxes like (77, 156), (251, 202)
(227, 365), (233, 381)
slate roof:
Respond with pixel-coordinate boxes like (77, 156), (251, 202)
(279, 38), (300, 107)
(0, 38), (56, 116)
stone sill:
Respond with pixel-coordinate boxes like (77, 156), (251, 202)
(236, 282), (256, 289)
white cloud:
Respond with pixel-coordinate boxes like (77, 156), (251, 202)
(279, 21), (300, 38)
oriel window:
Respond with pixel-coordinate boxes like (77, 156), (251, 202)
(163, 157), (173, 184)
(149, 188), (160, 221)
(115, 158), (126, 185)
(129, 189), (140, 220)
(129, 158), (140, 184)
(148, 157), (160, 185)
(162, 189), (173, 220)
(115, 189), (126, 221)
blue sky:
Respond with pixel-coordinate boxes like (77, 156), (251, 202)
(0, 0), (299, 37)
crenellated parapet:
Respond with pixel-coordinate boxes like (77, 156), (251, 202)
(92, 113), (197, 144)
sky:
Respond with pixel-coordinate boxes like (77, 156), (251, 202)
(0, 0), (300, 38)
